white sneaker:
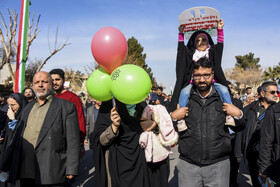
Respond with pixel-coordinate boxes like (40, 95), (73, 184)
(225, 115), (235, 126)
(177, 120), (188, 132)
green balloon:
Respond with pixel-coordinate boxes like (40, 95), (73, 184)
(110, 64), (151, 104)
(86, 68), (112, 101)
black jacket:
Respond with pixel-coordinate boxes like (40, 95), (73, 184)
(231, 97), (244, 159)
(239, 101), (263, 157)
(259, 102), (280, 182)
(91, 100), (152, 187)
(178, 87), (232, 166)
(1, 96), (80, 184)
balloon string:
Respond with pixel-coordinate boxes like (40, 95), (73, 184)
(112, 95), (116, 108)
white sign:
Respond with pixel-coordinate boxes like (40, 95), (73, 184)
(178, 7), (220, 39)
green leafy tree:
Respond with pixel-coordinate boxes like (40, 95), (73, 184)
(235, 52), (261, 70)
(263, 62), (280, 81)
(124, 37), (155, 85)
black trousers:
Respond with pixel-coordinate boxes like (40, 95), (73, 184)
(229, 135), (240, 187)
(247, 154), (261, 187)
(20, 179), (71, 187)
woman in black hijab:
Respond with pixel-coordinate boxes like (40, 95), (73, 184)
(0, 93), (28, 186)
(90, 99), (169, 187)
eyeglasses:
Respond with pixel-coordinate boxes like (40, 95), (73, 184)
(267, 90), (279, 95)
(193, 73), (212, 80)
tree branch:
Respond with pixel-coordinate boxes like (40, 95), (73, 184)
(37, 42), (71, 72)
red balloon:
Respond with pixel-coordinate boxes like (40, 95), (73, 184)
(91, 27), (128, 74)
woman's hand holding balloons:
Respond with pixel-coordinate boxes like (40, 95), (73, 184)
(111, 107), (121, 133)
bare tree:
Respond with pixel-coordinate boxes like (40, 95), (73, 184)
(225, 67), (263, 92)
(0, 8), (70, 89)
(0, 8), (19, 83)
(37, 25), (71, 71)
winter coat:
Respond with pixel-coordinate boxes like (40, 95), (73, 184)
(178, 87), (232, 166)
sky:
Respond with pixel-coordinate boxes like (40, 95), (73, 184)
(1, 0), (280, 94)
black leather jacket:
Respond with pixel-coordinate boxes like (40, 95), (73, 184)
(178, 87), (231, 166)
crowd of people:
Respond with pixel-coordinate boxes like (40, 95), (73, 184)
(0, 20), (280, 187)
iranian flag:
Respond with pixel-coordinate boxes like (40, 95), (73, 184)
(14, 0), (29, 93)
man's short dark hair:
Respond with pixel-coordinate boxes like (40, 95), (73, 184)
(261, 81), (277, 92)
(257, 86), (263, 94)
(151, 86), (157, 91)
(49, 69), (65, 80)
(227, 81), (232, 85)
(246, 87), (252, 91)
(157, 86), (163, 91)
(193, 57), (213, 71)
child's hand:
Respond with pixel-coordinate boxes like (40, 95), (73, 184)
(178, 24), (185, 33)
(217, 19), (224, 29)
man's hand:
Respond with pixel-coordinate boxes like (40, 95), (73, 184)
(223, 103), (242, 117)
(140, 118), (157, 132)
(84, 139), (88, 146)
(217, 19), (224, 29)
(66, 175), (74, 179)
(171, 107), (188, 121)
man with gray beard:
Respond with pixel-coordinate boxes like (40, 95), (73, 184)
(0, 71), (80, 186)
(240, 81), (278, 187)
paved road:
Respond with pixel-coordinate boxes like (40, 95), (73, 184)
(74, 145), (252, 187)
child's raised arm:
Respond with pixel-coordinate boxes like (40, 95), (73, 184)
(178, 24), (185, 42)
(217, 19), (224, 29)
(217, 19), (224, 43)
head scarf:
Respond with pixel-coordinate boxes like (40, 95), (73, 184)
(8, 93), (28, 120)
(194, 33), (211, 48)
(186, 30), (214, 50)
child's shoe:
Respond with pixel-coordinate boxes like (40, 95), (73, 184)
(225, 115), (235, 126)
(177, 119), (188, 132)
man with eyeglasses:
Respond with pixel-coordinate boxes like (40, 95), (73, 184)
(239, 81), (278, 187)
(171, 57), (243, 187)
(259, 86), (280, 186)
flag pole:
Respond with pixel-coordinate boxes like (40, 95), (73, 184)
(14, 0), (29, 93)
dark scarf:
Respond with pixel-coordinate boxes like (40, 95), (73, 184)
(90, 100), (150, 187)
(9, 93), (28, 121)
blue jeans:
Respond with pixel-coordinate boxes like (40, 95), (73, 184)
(178, 82), (231, 108)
